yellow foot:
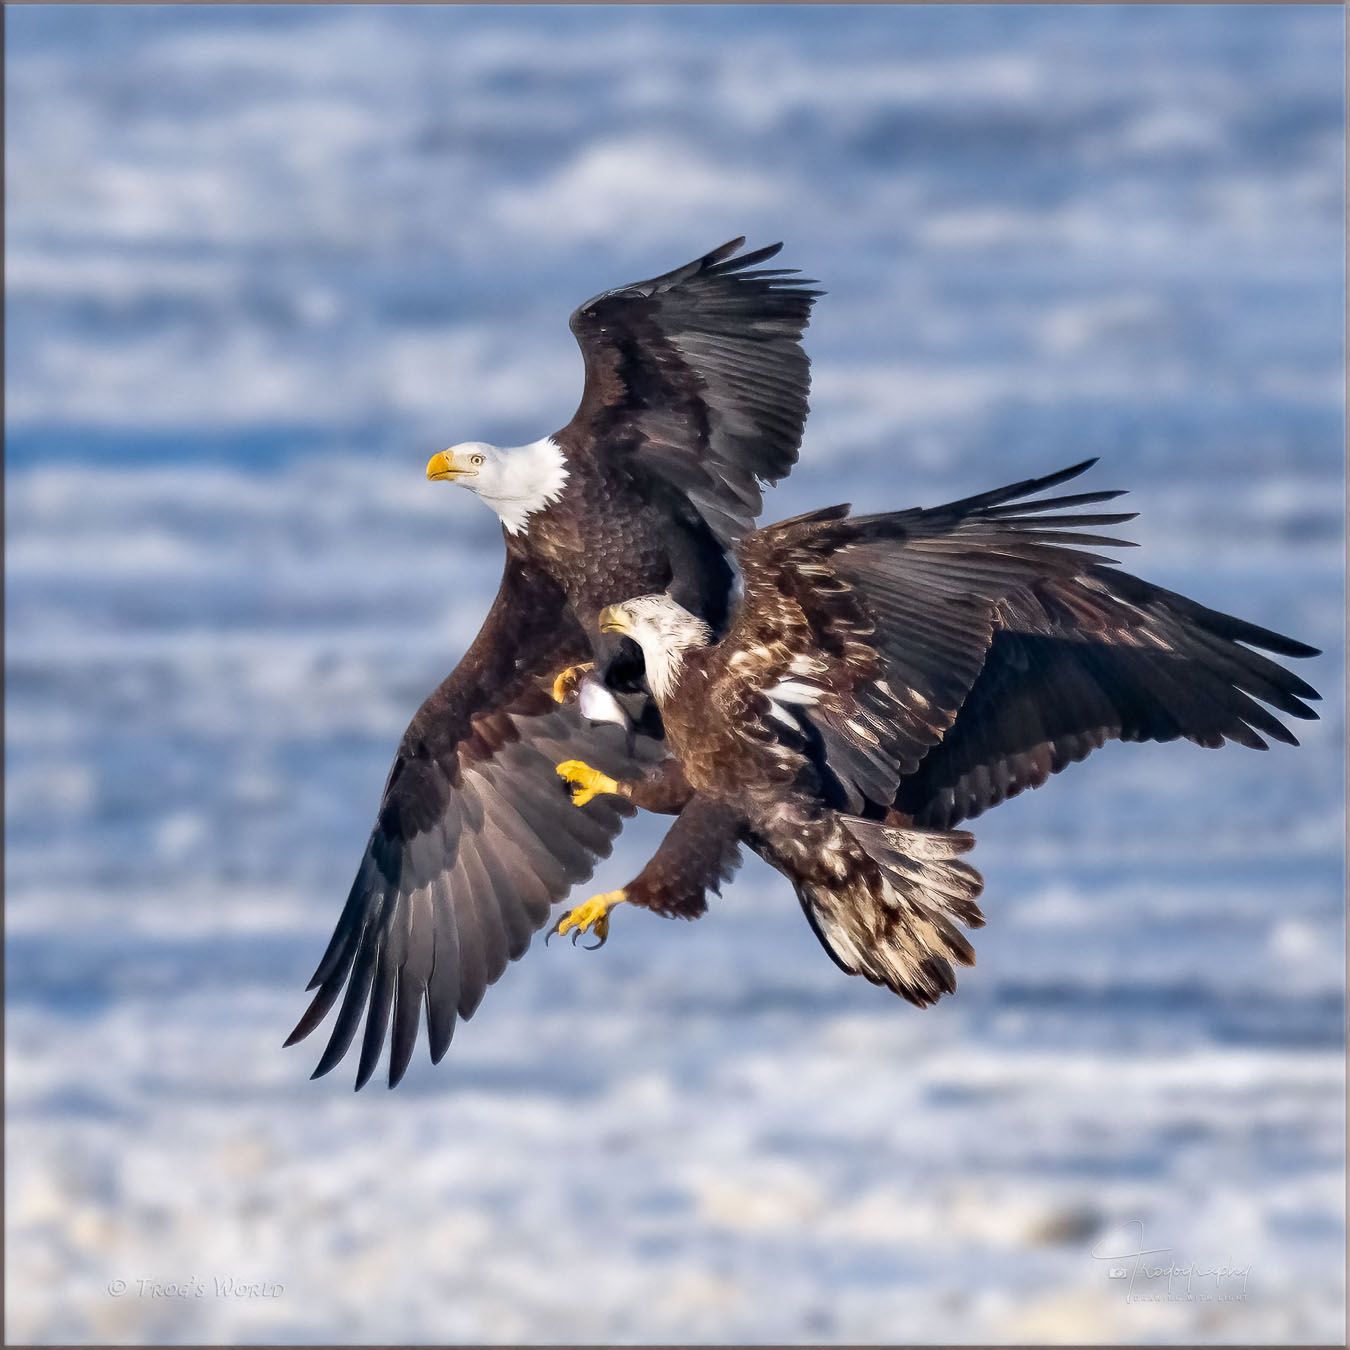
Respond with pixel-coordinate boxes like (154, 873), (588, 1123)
(547, 890), (627, 949)
(556, 759), (621, 808)
(551, 662), (595, 704)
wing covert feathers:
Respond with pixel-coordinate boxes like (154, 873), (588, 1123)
(719, 460), (1317, 820)
(723, 459), (1140, 809)
(894, 563), (1321, 828)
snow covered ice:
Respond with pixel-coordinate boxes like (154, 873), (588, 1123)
(6, 6), (1344, 1343)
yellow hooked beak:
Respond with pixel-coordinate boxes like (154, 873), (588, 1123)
(426, 450), (467, 482)
(598, 604), (629, 635)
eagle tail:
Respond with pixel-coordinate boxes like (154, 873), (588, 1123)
(795, 818), (986, 1008)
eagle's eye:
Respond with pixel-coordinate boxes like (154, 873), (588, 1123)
(470, 454), (485, 468)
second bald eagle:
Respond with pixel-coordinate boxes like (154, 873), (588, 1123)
(553, 461), (1320, 1005)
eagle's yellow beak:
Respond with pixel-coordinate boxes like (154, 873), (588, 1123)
(598, 605), (629, 635)
(426, 450), (462, 481)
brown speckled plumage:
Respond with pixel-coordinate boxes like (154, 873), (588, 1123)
(601, 460), (1320, 1008)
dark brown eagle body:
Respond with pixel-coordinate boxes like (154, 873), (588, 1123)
(289, 240), (819, 1088)
(515, 448), (727, 656)
(644, 711), (984, 1004)
(588, 461), (1320, 1006)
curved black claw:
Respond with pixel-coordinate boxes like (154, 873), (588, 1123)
(576, 925), (608, 951)
(542, 896), (618, 950)
(545, 915), (607, 948)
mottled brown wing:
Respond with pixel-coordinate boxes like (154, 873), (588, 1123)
(561, 238), (820, 546)
(721, 461), (1139, 811)
(286, 555), (658, 1089)
(893, 566), (1321, 829)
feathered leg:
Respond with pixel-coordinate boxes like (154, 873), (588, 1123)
(555, 755), (694, 814)
(549, 794), (743, 947)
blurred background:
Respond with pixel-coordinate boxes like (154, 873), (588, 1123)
(5, 5), (1344, 1344)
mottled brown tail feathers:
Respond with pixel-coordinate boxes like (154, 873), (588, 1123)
(796, 818), (986, 1008)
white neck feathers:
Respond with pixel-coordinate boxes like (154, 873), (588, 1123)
(624, 603), (712, 704)
(642, 644), (688, 704)
(480, 436), (569, 535)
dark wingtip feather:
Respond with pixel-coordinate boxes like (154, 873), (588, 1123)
(354, 970), (395, 1092)
(1028, 457), (1099, 488)
(308, 952), (377, 1081)
(282, 1021), (311, 1050)
(737, 267), (810, 281)
(1023, 459), (1107, 496)
(386, 1032), (416, 1089)
(704, 237), (747, 266)
(984, 490), (1131, 517)
(1262, 637), (1322, 661)
(719, 240), (785, 271)
(1223, 629), (1320, 663)
(1024, 531), (1137, 550)
(1220, 616), (1322, 666)
(387, 976), (425, 1087)
(1012, 509), (1137, 526)
(1023, 459), (1103, 494)
(939, 460), (1109, 517)
(284, 981), (339, 1047)
(311, 1037), (352, 1081)
(427, 995), (457, 1065)
(306, 935), (349, 991)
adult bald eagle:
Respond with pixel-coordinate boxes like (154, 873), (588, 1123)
(286, 240), (818, 1088)
(552, 461), (1319, 1005)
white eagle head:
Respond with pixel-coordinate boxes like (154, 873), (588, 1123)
(426, 437), (569, 535)
(598, 594), (712, 704)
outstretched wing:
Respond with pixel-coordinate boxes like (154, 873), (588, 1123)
(559, 238), (820, 545)
(893, 566), (1321, 829)
(719, 461), (1140, 811)
(287, 555), (657, 1089)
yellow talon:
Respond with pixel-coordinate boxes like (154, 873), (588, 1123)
(547, 890), (627, 949)
(556, 759), (620, 808)
(551, 662), (595, 704)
